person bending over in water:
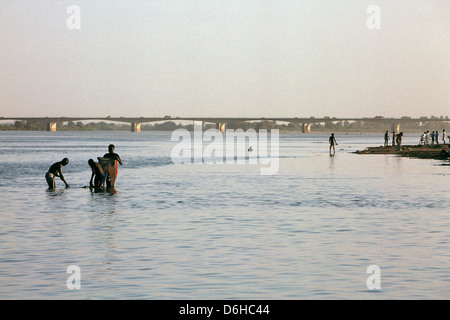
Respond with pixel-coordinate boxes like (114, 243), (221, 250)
(45, 158), (70, 189)
(88, 159), (105, 190)
(329, 133), (338, 155)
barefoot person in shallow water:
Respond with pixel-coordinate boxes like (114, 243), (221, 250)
(88, 159), (105, 190)
(329, 133), (338, 155)
(45, 158), (70, 189)
(103, 144), (123, 188)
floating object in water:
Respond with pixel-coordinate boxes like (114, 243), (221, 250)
(248, 146), (253, 152)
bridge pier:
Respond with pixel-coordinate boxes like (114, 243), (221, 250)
(216, 123), (226, 133)
(131, 123), (141, 132)
(391, 123), (400, 133)
(46, 122), (57, 132)
(302, 123), (312, 133)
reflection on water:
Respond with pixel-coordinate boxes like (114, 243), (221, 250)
(46, 188), (68, 198)
(0, 131), (449, 299)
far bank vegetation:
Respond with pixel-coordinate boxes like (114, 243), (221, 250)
(1, 117), (450, 133)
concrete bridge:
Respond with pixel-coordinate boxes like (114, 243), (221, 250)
(1, 116), (448, 133)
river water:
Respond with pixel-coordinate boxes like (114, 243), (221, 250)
(0, 131), (449, 299)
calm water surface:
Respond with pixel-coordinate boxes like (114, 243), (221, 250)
(0, 131), (449, 299)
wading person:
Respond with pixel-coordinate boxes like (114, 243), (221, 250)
(329, 133), (338, 155)
(103, 144), (123, 165)
(103, 144), (123, 188)
(45, 158), (70, 189)
(384, 131), (389, 147)
(88, 159), (105, 190)
(392, 131), (396, 147)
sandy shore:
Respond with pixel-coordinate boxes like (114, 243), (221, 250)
(355, 144), (450, 160)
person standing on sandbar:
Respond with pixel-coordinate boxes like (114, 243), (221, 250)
(384, 131), (389, 147)
(396, 132), (403, 150)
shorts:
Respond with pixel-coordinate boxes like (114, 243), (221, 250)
(94, 173), (105, 187)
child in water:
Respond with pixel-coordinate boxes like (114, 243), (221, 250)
(102, 144), (123, 188)
(88, 159), (105, 190)
(45, 158), (70, 189)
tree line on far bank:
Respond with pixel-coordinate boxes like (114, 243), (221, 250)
(1, 119), (450, 133)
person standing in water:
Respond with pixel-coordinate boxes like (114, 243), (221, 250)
(103, 144), (123, 188)
(45, 158), (70, 189)
(103, 144), (123, 165)
(329, 133), (338, 155)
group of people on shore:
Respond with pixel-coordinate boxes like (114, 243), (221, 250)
(384, 131), (404, 148)
(45, 144), (123, 190)
(419, 130), (448, 145)
(384, 130), (450, 148)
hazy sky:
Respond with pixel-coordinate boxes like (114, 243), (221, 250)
(0, 0), (448, 118)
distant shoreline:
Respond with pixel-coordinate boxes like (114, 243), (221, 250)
(0, 128), (435, 135)
(0, 127), (438, 135)
(2, 119), (449, 133)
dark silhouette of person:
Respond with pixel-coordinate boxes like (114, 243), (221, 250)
(103, 144), (123, 187)
(103, 144), (123, 165)
(384, 131), (389, 147)
(329, 133), (338, 154)
(88, 159), (105, 190)
(45, 158), (70, 189)
(396, 132), (403, 149)
(439, 148), (450, 159)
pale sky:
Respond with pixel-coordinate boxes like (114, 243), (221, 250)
(0, 0), (448, 118)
